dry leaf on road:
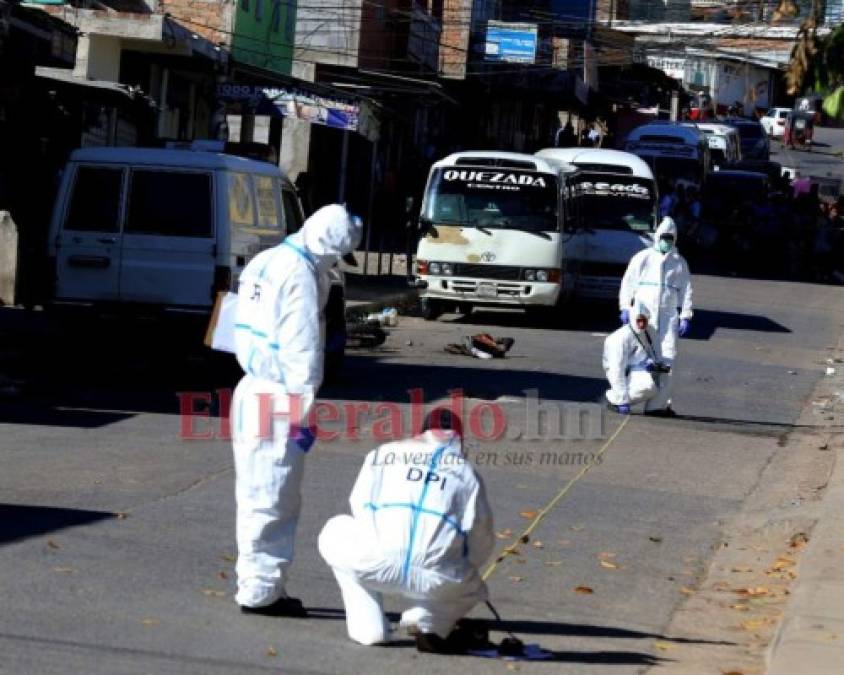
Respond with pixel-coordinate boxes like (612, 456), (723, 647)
(140, 618), (160, 626)
(519, 510), (538, 519)
(654, 642), (673, 651)
(600, 560), (619, 570)
(509, 576), (524, 583)
(574, 586), (594, 594)
(52, 566), (75, 574)
(47, 540), (60, 550)
(731, 566), (753, 573)
(267, 646), (278, 657)
(532, 540), (544, 549)
(680, 587), (695, 595)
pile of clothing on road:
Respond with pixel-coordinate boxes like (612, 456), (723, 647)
(445, 334), (515, 359)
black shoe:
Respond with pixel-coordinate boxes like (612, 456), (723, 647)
(240, 596), (308, 618)
(644, 406), (677, 418)
(415, 620), (491, 654)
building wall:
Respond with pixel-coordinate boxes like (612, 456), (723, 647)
(231, 0), (296, 74)
(439, 0), (472, 78)
(295, 0), (362, 68)
(629, 0), (690, 21)
(157, 0), (234, 45)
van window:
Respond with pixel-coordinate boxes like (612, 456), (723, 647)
(228, 173), (255, 226)
(65, 166), (123, 232)
(281, 189), (304, 233)
(255, 175), (281, 227)
(127, 170), (212, 237)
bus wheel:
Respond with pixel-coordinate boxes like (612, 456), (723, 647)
(421, 298), (444, 321)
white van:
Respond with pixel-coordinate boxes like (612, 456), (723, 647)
(695, 123), (741, 169)
(536, 148), (657, 300)
(414, 151), (575, 319)
(48, 147), (306, 312)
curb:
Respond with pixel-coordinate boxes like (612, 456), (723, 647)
(767, 445), (844, 675)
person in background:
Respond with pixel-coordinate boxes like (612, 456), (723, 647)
(619, 217), (693, 416)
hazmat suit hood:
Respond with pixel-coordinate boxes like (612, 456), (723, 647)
(294, 204), (363, 272)
(629, 301), (651, 335)
(653, 217), (678, 253)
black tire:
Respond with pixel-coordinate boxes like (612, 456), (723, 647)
(421, 298), (444, 321)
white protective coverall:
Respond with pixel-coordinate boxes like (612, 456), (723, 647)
(232, 204), (361, 608)
(318, 430), (495, 645)
(603, 304), (663, 410)
(618, 217), (692, 407)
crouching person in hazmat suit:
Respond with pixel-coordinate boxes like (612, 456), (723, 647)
(232, 204), (362, 616)
(604, 302), (671, 414)
(618, 216), (693, 416)
(318, 409), (495, 653)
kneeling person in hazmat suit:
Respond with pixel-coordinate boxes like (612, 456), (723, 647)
(232, 204), (361, 617)
(318, 409), (495, 653)
(603, 302), (671, 414)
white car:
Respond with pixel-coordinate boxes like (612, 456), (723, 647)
(761, 107), (791, 138)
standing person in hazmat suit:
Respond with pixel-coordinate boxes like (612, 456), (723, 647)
(618, 216), (693, 416)
(603, 302), (669, 414)
(232, 204), (362, 616)
(318, 409), (495, 653)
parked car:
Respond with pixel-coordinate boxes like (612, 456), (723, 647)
(47, 146), (348, 371)
(726, 118), (770, 160)
(760, 107), (791, 138)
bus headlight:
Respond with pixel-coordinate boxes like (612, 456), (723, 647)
(441, 262), (454, 275)
(429, 262), (442, 275)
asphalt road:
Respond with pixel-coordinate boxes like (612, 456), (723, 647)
(770, 125), (844, 180)
(1, 268), (843, 675)
(0, 132), (842, 674)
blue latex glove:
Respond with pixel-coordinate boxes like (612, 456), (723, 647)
(679, 318), (691, 337)
(290, 425), (316, 453)
(617, 404), (631, 415)
(620, 309), (630, 325)
(644, 358), (656, 372)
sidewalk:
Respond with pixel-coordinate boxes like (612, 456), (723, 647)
(767, 355), (844, 673)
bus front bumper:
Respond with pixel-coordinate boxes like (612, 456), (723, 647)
(418, 275), (562, 307)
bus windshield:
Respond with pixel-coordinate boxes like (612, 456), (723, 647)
(571, 172), (655, 232)
(424, 167), (559, 232)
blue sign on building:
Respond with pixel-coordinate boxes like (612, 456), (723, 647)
(485, 22), (538, 64)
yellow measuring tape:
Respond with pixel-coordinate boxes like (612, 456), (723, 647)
(481, 415), (631, 582)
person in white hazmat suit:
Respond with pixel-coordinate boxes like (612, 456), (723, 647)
(232, 204), (361, 616)
(618, 216), (693, 415)
(603, 302), (667, 414)
(318, 409), (495, 653)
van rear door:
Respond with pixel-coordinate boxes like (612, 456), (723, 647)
(119, 168), (215, 308)
(55, 165), (125, 302)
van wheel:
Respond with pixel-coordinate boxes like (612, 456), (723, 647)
(421, 299), (444, 321)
